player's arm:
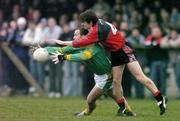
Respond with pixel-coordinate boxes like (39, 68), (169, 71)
(72, 35), (98, 47)
(55, 28), (98, 48)
(65, 44), (97, 61)
(64, 49), (93, 62)
(51, 49), (93, 64)
(45, 46), (84, 55)
(51, 46), (95, 64)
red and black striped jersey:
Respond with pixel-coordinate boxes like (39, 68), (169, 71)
(72, 19), (125, 52)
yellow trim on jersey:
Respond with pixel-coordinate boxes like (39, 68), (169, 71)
(83, 50), (92, 59)
(66, 54), (71, 61)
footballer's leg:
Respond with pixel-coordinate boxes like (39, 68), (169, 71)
(112, 65), (126, 116)
(127, 61), (167, 115)
(107, 89), (136, 116)
(75, 86), (102, 116)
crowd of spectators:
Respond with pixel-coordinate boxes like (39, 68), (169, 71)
(0, 0), (179, 98)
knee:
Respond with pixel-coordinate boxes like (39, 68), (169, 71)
(113, 80), (119, 86)
(113, 78), (120, 84)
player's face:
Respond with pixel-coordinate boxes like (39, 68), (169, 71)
(81, 22), (92, 30)
(73, 30), (81, 40)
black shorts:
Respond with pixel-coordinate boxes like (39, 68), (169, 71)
(111, 42), (137, 67)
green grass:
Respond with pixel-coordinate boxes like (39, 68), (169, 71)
(0, 97), (179, 121)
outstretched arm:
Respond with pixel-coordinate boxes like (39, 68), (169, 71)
(45, 46), (84, 55)
(55, 40), (73, 46)
(51, 49), (93, 64)
(55, 28), (98, 48)
(64, 50), (93, 62)
(50, 45), (95, 64)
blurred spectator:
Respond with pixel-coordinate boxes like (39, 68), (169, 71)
(26, 7), (34, 21)
(129, 10), (142, 29)
(170, 8), (180, 29)
(143, 22), (159, 36)
(1, 20), (16, 94)
(113, 13), (123, 28)
(112, 4), (122, 14)
(119, 22), (133, 97)
(92, 0), (110, 18)
(44, 17), (62, 98)
(136, 0), (145, 13)
(32, 18), (48, 88)
(0, 50), (2, 86)
(31, 9), (41, 24)
(34, 18), (47, 45)
(44, 17), (62, 44)
(149, 13), (158, 24)
(127, 28), (146, 98)
(161, 28), (180, 98)
(152, 0), (162, 16)
(144, 26), (169, 95)
(22, 21), (36, 45)
(0, 22), (8, 86)
(127, 28), (145, 45)
(59, 24), (81, 96)
(120, 21), (131, 37)
(11, 4), (21, 20)
(76, 1), (86, 13)
(8, 17), (30, 94)
(0, 9), (4, 26)
(141, 7), (151, 30)
(22, 21), (45, 95)
(69, 13), (79, 31)
(59, 14), (68, 27)
(160, 9), (170, 33)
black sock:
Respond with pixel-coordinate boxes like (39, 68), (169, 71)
(154, 91), (163, 102)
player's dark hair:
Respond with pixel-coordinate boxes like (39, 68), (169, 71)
(79, 9), (98, 26)
(80, 28), (89, 36)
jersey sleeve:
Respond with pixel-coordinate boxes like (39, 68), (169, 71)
(72, 26), (98, 47)
(65, 50), (92, 62)
(45, 46), (85, 55)
(65, 44), (96, 62)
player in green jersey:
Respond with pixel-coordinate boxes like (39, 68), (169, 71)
(44, 28), (135, 116)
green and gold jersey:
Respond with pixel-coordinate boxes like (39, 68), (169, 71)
(46, 44), (111, 75)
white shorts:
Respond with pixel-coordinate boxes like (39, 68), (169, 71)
(94, 73), (113, 91)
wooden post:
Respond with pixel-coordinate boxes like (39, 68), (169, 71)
(1, 45), (44, 96)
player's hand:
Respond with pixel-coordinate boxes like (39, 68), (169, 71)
(51, 51), (65, 64)
(29, 43), (41, 55)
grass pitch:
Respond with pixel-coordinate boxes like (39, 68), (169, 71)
(0, 97), (179, 121)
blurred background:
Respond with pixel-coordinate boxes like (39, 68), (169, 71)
(0, 0), (179, 99)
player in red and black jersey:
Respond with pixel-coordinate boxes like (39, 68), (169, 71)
(54, 9), (167, 116)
